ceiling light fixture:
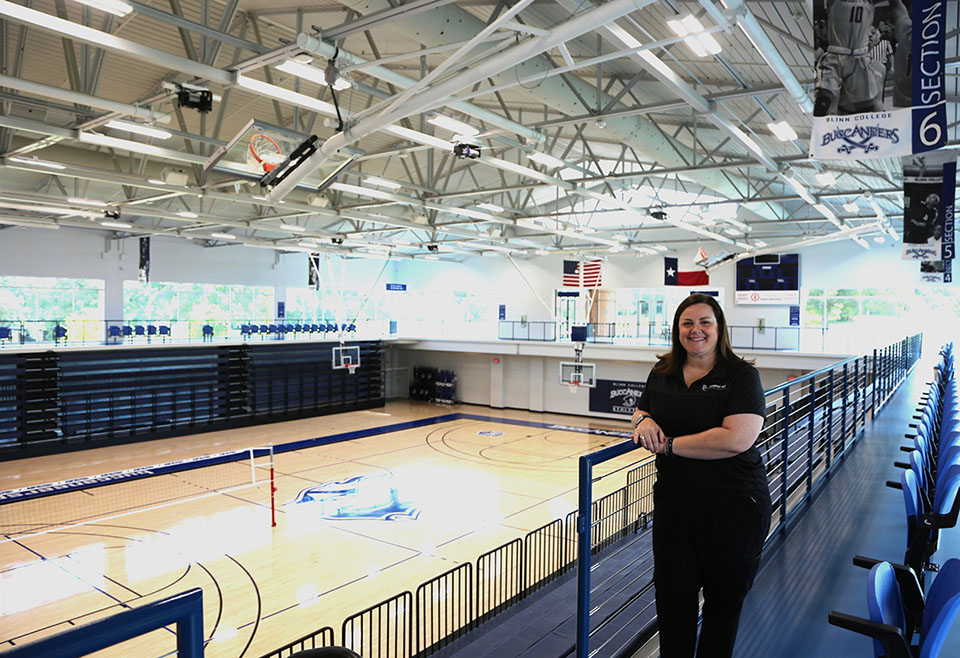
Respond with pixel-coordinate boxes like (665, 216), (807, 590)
(843, 201), (859, 212)
(815, 172), (836, 186)
(72, 0), (133, 17)
(767, 121), (798, 142)
(427, 115), (479, 138)
(147, 178), (166, 186)
(67, 197), (108, 207)
(527, 152), (565, 169)
(274, 59), (352, 90)
(210, 232), (236, 240)
(100, 220), (132, 229)
(177, 211), (198, 218)
(365, 176), (402, 189)
(873, 235), (886, 244)
(105, 120), (172, 140)
(477, 203), (503, 213)
(280, 223), (306, 233)
(8, 156), (66, 170)
(667, 15), (722, 56)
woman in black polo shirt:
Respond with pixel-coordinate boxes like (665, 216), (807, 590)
(632, 293), (770, 658)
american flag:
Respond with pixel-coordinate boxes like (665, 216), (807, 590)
(563, 259), (603, 287)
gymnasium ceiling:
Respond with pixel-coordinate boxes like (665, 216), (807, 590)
(0, 0), (957, 264)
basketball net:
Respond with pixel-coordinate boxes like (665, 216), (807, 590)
(247, 133), (284, 173)
(567, 381), (580, 394)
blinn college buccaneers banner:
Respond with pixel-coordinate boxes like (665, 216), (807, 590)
(810, 0), (946, 159)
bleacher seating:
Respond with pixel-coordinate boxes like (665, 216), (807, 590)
(147, 325), (157, 340)
(53, 325), (67, 343)
(831, 343), (960, 655)
(108, 325), (122, 341)
(0, 327), (11, 342)
(158, 325), (170, 340)
(134, 325), (146, 338)
(202, 324), (214, 341)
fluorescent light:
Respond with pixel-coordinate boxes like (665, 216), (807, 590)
(147, 179), (166, 185)
(274, 59), (352, 90)
(815, 172), (836, 186)
(280, 223), (306, 233)
(177, 211), (198, 218)
(73, 0), (132, 17)
(105, 120), (172, 140)
(235, 74), (338, 116)
(427, 115), (479, 137)
(251, 195), (268, 201)
(695, 33), (722, 55)
(843, 201), (859, 212)
(210, 232), (235, 239)
(477, 203), (503, 213)
(653, 244), (668, 251)
(423, 255), (439, 261)
(723, 227), (743, 237)
(668, 15), (704, 37)
(8, 156), (66, 170)
(527, 152), (564, 169)
(67, 197), (108, 207)
(100, 221), (132, 229)
(365, 176), (402, 189)
(754, 240), (767, 248)
(767, 121), (798, 141)
(873, 235), (886, 244)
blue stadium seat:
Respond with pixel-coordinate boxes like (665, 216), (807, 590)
(830, 559), (960, 658)
(311, 324), (320, 333)
(248, 324), (259, 336)
(326, 322), (337, 332)
(240, 324), (250, 337)
(108, 325), (121, 341)
(53, 325), (67, 342)
(122, 325), (133, 337)
(134, 325), (145, 337)
(268, 324), (278, 336)
(259, 324), (268, 335)
(158, 325), (170, 340)
(147, 325), (157, 337)
(202, 324), (214, 340)
(0, 326), (11, 342)
(294, 323), (303, 333)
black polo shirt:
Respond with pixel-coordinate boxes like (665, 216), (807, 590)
(637, 358), (767, 492)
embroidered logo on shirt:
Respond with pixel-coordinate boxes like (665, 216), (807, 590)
(702, 383), (727, 392)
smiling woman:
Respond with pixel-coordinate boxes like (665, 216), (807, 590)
(630, 293), (769, 657)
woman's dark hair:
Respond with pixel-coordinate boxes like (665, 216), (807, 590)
(653, 293), (750, 376)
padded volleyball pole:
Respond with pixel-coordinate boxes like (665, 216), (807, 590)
(270, 444), (277, 528)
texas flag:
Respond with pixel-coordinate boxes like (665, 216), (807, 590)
(664, 257), (709, 286)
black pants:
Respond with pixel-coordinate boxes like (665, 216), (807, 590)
(652, 484), (772, 658)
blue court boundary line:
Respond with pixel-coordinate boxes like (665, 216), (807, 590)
(0, 414), (632, 506)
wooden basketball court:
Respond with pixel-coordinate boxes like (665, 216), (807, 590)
(0, 401), (643, 657)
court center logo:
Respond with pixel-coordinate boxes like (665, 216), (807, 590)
(288, 472), (420, 522)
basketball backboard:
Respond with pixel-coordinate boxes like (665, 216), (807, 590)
(560, 362), (596, 388)
(333, 345), (361, 373)
(204, 118), (354, 190)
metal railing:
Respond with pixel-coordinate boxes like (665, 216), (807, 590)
(573, 333), (922, 658)
(3, 588), (203, 658)
(498, 320), (833, 352)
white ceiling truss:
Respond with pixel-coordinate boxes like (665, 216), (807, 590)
(0, 0), (957, 263)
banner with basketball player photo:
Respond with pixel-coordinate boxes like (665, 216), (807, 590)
(902, 148), (955, 269)
(810, 0), (946, 160)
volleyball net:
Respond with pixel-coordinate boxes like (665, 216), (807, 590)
(0, 445), (276, 541)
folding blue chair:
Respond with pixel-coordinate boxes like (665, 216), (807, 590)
(53, 325), (67, 343)
(202, 324), (214, 341)
(134, 325), (146, 338)
(107, 325), (122, 342)
(147, 325), (157, 338)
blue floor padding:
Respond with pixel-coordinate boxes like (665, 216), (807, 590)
(736, 360), (960, 657)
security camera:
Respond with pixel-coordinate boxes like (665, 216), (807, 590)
(331, 237), (344, 245)
(650, 210), (668, 220)
(427, 244), (439, 252)
(103, 208), (121, 220)
(453, 142), (481, 160)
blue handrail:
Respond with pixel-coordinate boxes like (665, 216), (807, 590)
(2, 588), (204, 658)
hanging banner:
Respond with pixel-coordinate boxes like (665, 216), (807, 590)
(138, 237), (150, 283)
(902, 148), (956, 262)
(810, 0), (946, 160)
(920, 260), (951, 283)
(308, 254), (320, 289)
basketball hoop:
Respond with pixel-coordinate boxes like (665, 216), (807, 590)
(248, 133), (283, 173)
(346, 363), (358, 375)
(567, 381), (580, 394)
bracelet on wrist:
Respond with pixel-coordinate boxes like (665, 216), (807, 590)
(666, 436), (675, 456)
(633, 413), (649, 428)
